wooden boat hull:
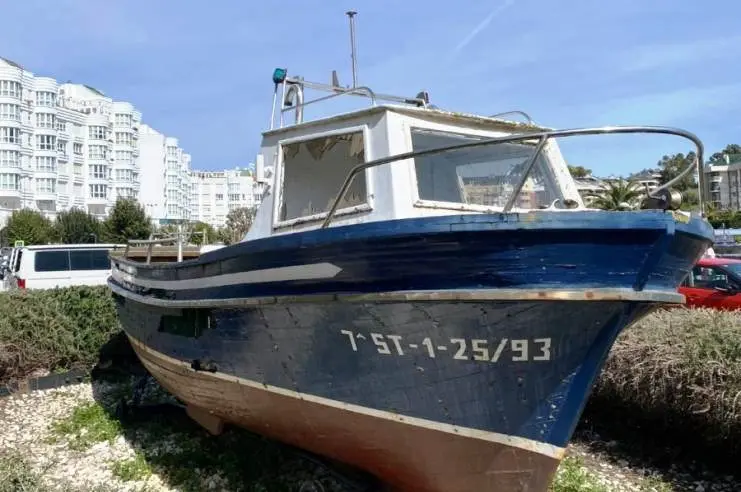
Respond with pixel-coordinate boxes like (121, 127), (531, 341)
(129, 334), (561, 492)
(109, 211), (714, 491)
(115, 296), (656, 492)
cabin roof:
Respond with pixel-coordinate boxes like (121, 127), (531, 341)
(261, 103), (552, 138)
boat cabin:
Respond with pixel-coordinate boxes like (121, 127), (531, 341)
(245, 74), (585, 242)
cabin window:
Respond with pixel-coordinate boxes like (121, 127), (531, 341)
(278, 130), (366, 222)
(410, 128), (562, 209)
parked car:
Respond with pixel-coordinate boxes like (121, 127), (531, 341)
(6, 243), (125, 290)
(679, 257), (741, 310)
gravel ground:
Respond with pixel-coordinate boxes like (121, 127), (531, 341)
(1, 379), (740, 492)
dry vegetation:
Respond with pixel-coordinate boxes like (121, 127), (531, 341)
(590, 306), (741, 462)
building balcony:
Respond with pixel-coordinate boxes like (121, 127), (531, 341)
(34, 192), (57, 202)
(0, 188), (21, 198)
(0, 141), (22, 151)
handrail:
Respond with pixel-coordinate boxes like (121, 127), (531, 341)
(488, 110), (535, 125)
(320, 125), (705, 229)
(281, 85), (378, 125)
(271, 75), (428, 129)
(124, 235), (180, 264)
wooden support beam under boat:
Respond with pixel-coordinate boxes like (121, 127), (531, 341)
(186, 404), (225, 436)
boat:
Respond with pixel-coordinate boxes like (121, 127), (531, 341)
(108, 12), (714, 492)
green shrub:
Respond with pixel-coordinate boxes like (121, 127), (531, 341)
(0, 286), (121, 383)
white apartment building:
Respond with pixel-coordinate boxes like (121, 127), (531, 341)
(189, 163), (270, 229)
(705, 155), (741, 210)
(0, 56), (141, 227)
(137, 124), (192, 225)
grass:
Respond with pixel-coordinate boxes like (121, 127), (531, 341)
(110, 451), (152, 482)
(49, 401), (122, 451)
(550, 457), (610, 492)
(0, 452), (120, 492)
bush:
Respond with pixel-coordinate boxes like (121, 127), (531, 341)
(0, 286), (121, 383)
(592, 307), (741, 459)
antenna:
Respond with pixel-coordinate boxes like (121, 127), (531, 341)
(346, 10), (358, 88)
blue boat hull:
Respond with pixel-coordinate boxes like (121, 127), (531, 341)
(109, 211), (713, 491)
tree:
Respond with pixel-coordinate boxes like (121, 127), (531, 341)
(102, 198), (152, 244)
(657, 152), (697, 191)
(189, 221), (215, 246)
(4, 209), (56, 245)
(588, 180), (644, 211)
(709, 144), (741, 164)
(567, 165), (592, 178)
(55, 208), (102, 244)
(223, 207), (257, 244)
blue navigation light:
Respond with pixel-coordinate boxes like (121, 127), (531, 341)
(272, 68), (287, 84)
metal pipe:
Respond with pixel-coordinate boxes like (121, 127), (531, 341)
(284, 77), (425, 107)
(280, 85), (377, 114)
(488, 110), (535, 125)
(177, 223), (183, 263)
(502, 136), (549, 212)
(346, 11), (358, 88)
(320, 125), (706, 229)
(269, 85), (278, 130)
(284, 83), (305, 124)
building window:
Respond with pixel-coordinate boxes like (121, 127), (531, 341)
(35, 113), (56, 129)
(36, 156), (56, 172)
(279, 130), (367, 221)
(0, 173), (20, 190)
(35, 91), (56, 107)
(114, 113), (132, 126)
(0, 103), (20, 121)
(57, 140), (67, 153)
(0, 150), (20, 168)
(55, 119), (67, 132)
(89, 184), (107, 198)
(36, 177), (56, 194)
(89, 164), (107, 180)
(88, 144), (107, 159)
(0, 81), (22, 98)
(229, 193), (240, 202)
(36, 134), (56, 150)
(115, 132), (132, 145)
(0, 127), (20, 144)
(88, 126), (107, 140)
(73, 143), (83, 156)
(215, 193), (224, 201)
(115, 169), (133, 181)
(115, 150), (133, 164)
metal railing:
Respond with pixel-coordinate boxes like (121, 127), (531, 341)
(320, 125), (705, 229)
(488, 110), (535, 125)
(124, 236), (180, 264)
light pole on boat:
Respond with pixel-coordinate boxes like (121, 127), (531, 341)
(346, 10), (358, 88)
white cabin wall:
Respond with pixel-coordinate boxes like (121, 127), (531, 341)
(245, 111), (394, 240)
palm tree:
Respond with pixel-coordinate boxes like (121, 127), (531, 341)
(587, 179), (644, 211)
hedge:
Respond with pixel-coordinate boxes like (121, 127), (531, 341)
(0, 286), (121, 383)
(1, 287), (740, 461)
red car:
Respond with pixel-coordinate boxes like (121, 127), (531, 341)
(679, 257), (741, 310)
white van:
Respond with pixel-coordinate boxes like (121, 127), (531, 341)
(7, 243), (126, 290)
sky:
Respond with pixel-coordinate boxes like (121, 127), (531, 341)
(0, 0), (739, 177)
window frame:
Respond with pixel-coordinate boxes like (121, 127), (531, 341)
(689, 265), (741, 291)
(271, 124), (374, 230)
(401, 123), (566, 214)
